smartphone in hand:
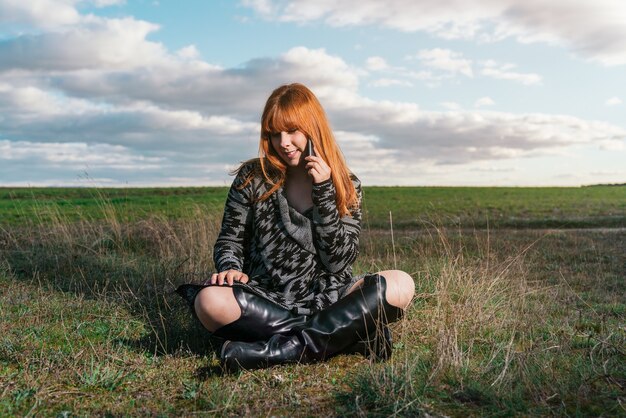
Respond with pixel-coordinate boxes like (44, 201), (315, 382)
(307, 138), (315, 157)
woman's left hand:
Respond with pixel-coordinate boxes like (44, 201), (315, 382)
(305, 155), (331, 184)
(203, 270), (249, 286)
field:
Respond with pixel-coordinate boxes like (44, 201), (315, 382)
(2, 185), (624, 228)
(0, 186), (624, 416)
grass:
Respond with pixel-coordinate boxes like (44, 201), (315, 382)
(361, 185), (626, 229)
(0, 187), (228, 226)
(0, 186), (624, 416)
(2, 185), (624, 228)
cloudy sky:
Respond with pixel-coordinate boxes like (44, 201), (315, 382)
(1, 0), (625, 186)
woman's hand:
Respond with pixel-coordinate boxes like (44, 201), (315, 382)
(305, 155), (331, 184)
(205, 270), (249, 286)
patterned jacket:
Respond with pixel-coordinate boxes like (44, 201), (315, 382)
(214, 160), (363, 314)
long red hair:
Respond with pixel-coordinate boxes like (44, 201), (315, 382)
(238, 83), (358, 216)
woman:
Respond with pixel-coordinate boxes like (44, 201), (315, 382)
(177, 83), (414, 371)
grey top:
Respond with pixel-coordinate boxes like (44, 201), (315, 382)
(213, 160), (363, 314)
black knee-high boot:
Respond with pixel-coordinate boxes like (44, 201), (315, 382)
(175, 284), (308, 343)
(177, 278), (397, 359)
(220, 275), (404, 371)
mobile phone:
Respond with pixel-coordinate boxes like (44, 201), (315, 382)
(307, 139), (315, 157)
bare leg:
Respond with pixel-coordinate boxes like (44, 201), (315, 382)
(194, 286), (241, 332)
(347, 270), (415, 309)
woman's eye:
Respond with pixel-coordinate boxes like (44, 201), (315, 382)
(287, 129), (297, 134)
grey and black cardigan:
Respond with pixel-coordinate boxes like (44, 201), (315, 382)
(213, 160), (363, 315)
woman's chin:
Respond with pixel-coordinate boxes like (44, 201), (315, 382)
(282, 158), (302, 167)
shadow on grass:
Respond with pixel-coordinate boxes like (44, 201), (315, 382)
(194, 364), (228, 380)
(0, 221), (226, 361)
(113, 304), (224, 358)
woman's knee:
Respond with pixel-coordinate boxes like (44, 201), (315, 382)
(378, 270), (415, 309)
(194, 286), (241, 332)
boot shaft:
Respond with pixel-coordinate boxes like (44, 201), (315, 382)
(175, 283), (308, 343)
(222, 274), (403, 371)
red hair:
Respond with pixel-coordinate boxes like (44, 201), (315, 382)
(238, 83), (357, 216)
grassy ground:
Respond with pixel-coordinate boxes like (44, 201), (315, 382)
(2, 185), (624, 228)
(362, 185), (626, 229)
(0, 187), (624, 416)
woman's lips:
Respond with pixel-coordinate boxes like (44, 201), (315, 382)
(284, 149), (298, 158)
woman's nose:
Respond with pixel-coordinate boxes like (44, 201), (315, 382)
(279, 132), (291, 147)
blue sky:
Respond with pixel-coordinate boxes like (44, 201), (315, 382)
(1, 0), (625, 186)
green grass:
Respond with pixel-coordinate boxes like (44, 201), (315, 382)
(361, 185), (626, 228)
(0, 187), (228, 225)
(2, 185), (624, 228)
(0, 187), (624, 416)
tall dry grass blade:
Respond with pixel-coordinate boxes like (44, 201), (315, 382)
(389, 211), (397, 270)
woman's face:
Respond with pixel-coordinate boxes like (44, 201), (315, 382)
(270, 130), (308, 167)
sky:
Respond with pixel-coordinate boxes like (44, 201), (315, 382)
(1, 0), (625, 187)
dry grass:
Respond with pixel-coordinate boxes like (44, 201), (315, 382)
(340, 226), (625, 416)
(1, 197), (624, 416)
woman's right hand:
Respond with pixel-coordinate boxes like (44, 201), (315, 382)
(205, 270), (249, 286)
(304, 155), (331, 184)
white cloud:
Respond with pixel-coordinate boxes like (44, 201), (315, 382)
(333, 131), (398, 178)
(0, 17), (168, 72)
(474, 97), (495, 108)
(177, 45), (200, 60)
(366, 56), (389, 71)
(598, 139), (625, 151)
(470, 166), (518, 172)
(589, 169), (624, 176)
(0, 0), (126, 31)
(441, 102), (462, 111)
(0, 82), (111, 118)
(605, 96), (623, 106)
(244, 0), (626, 66)
(369, 78), (413, 87)
(365, 56), (446, 87)
(402, 54), (540, 86)
(480, 60), (542, 85)
(323, 86), (626, 165)
(1, 2), (624, 186)
(92, 0), (125, 6)
(0, 140), (163, 170)
(2, 38), (624, 182)
(37, 46), (358, 118)
(282, 46), (360, 92)
(413, 48), (473, 77)
(241, 0), (275, 16)
(0, 83), (259, 151)
(0, 0), (81, 29)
